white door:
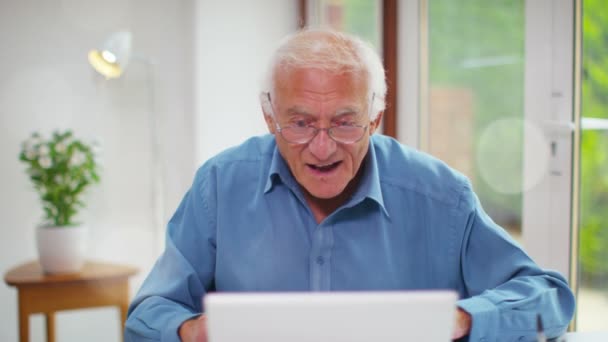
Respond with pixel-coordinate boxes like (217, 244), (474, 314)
(398, 0), (575, 279)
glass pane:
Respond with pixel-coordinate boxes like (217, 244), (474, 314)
(308, 0), (382, 52)
(427, 1), (525, 240)
(306, 0), (383, 132)
(577, 0), (608, 331)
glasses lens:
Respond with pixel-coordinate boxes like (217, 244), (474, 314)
(330, 126), (367, 143)
(280, 126), (316, 144)
(279, 125), (367, 144)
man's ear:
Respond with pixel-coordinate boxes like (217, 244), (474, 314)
(260, 93), (276, 134)
(369, 111), (384, 135)
(264, 113), (276, 134)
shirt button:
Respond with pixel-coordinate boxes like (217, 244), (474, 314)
(316, 256), (324, 265)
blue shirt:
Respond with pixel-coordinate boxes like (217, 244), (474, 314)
(125, 134), (575, 342)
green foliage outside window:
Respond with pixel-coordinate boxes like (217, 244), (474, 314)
(428, 0), (525, 226)
(580, 0), (608, 284)
(341, 0), (380, 50)
(335, 0), (607, 282)
(428, 0), (608, 282)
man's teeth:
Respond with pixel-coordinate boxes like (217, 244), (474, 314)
(311, 162), (339, 171)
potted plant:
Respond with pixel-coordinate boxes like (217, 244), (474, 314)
(19, 130), (100, 273)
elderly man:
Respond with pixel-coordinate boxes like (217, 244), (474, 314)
(125, 29), (575, 342)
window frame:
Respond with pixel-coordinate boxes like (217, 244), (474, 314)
(298, 0), (399, 139)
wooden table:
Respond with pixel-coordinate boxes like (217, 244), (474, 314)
(4, 260), (138, 342)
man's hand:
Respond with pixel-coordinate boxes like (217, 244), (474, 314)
(178, 315), (208, 342)
(452, 308), (472, 340)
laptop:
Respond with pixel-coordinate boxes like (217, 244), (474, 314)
(205, 290), (457, 342)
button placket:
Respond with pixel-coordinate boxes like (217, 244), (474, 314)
(309, 222), (333, 291)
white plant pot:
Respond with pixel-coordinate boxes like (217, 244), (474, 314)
(36, 224), (88, 274)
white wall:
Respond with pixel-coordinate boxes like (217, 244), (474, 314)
(0, 0), (298, 341)
(0, 0), (195, 341)
(194, 0), (298, 165)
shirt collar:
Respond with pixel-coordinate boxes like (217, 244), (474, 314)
(349, 139), (389, 217)
(264, 137), (388, 217)
(264, 144), (295, 193)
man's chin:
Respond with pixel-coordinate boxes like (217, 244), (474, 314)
(303, 186), (346, 201)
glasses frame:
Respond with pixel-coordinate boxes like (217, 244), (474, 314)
(264, 92), (375, 145)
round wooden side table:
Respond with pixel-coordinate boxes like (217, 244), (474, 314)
(4, 260), (138, 342)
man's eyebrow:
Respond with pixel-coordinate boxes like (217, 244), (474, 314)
(284, 106), (362, 116)
(334, 107), (360, 116)
(285, 106), (313, 115)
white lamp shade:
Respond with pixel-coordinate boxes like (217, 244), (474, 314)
(88, 31), (133, 79)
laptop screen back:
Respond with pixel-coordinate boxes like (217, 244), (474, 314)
(205, 290), (457, 342)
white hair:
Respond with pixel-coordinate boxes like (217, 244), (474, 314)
(260, 28), (387, 120)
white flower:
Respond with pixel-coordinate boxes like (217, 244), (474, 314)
(39, 156), (52, 168)
(69, 151), (86, 166)
(38, 144), (50, 156)
(27, 135), (41, 147)
(25, 148), (37, 160)
(22, 137), (40, 159)
(55, 141), (67, 153)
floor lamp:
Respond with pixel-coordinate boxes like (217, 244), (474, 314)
(88, 31), (165, 250)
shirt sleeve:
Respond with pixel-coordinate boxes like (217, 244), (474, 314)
(455, 188), (575, 342)
(125, 166), (217, 342)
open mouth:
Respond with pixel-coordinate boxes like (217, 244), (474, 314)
(308, 161), (341, 173)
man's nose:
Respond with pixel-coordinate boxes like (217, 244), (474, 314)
(308, 128), (337, 160)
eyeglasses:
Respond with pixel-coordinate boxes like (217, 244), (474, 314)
(275, 123), (368, 144)
(265, 92), (373, 145)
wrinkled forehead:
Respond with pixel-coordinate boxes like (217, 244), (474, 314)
(272, 66), (369, 100)
(270, 67), (370, 119)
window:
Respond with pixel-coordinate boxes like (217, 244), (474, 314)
(577, 0), (608, 331)
(424, 0), (526, 240)
(300, 0), (398, 137)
